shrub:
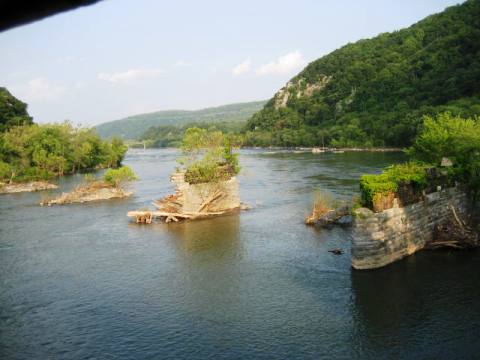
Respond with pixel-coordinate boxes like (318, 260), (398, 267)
(409, 112), (480, 198)
(84, 173), (96, 182)
(359, 162), (428, 209)
(103, 166), (138, 188)
(179, 128), (240, 184)
(0, 161), (12, 181)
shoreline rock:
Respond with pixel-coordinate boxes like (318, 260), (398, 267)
(0, 181), (58, 194)
(40, 182), (131, 206)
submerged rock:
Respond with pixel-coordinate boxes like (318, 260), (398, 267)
(0, 181), (58, 194)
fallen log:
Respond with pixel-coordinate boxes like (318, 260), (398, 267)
(305, 205), (351, 227)
(127, 209), (232, 223)
(426, 204), (479, 249)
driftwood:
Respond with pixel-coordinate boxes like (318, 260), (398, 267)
(426, 204), (478, 250)
(128, 172), (240, 224)
(328, 249), (344, 255)
(127, 209), (230, 223)
(197, 190), (223, 212)
(305, 205), (351, 227)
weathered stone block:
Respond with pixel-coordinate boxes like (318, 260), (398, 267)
(352, 186), (468, 270)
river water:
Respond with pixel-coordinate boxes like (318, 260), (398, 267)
(1, 149), (479, 359)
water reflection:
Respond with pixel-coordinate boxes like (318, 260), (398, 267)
(165, 212), (241, 255)
(7, 149), (478, 360)
(351, 250), (480, 358)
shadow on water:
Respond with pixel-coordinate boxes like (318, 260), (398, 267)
(350, 249), (480, 359)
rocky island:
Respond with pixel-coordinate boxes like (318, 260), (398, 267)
(128, 128), (241, 223)
(41, 167), (137, 206)
(0, 181), (58, 194)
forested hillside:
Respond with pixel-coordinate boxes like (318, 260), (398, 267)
(245, 0), (480, 147)
(96, 100), (266, 139)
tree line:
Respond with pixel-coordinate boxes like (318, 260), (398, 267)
(0, 88), (127, 183)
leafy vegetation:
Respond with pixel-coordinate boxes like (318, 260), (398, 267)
(0, 88), (128, 183)
(0, 87), (33, 132)
(410, 112), (480, 198)
(360, 162), (429, 208)
(245, 0), (480, 147)
(178, 128), (240, 184)
(0, 122), (128, 183)
(358, 111), (480, 210)
(96, 101), (266, 140)
(138, 120), (245, 148)
(103, 166), (138, 188)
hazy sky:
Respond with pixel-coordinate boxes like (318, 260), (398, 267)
(0, 0), (460, 126)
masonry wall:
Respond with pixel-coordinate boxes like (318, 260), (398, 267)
(171, 172), (240, 214)
(351, 187), (469, 270)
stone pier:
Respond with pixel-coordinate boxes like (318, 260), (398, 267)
(351, 187), (469, 270)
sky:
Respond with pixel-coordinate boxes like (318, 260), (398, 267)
(0, 0), (461, 126)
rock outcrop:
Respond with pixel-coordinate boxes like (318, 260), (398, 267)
(273, 75), (331, 110)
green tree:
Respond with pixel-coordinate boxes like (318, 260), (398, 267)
(103, 166), (138, 188)
(409, 112), (480, 196)
(179, 127), (240, 184)
(0, 87), (33, 132)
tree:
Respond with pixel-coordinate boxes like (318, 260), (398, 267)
(0, 122), (129, 182)
(409, 112), (480, 197)
(103, 166), (138, 188)
(179, 127), (240, 184)
(0, 87), (33, 132)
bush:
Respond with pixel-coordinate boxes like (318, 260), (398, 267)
(0, 122), (128, 183)
(103, 166), (138, 188)
(359, 162), (428, 209)
(84, 173), (96, 182)
(409, 112), (480, 197)
(0, 161), (12, 181)
(179, 128), (240, 184)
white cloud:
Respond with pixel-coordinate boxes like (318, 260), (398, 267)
(97, 68), (163, 83)
(256, 51), (306, 76)
(12, 78), (67, 102)
(232, 59), (251, 76)
(173, 60), (191, 67)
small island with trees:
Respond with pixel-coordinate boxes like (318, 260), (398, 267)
(40, 166), (137, 206)
(128, 127), (242, 223)
(0, 87), (132, 200)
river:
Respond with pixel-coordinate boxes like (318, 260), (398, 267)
(1, 149), (479, 359)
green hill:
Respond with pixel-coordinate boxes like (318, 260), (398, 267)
(245, 0), (480, 147)
(96, 100), (266, 139)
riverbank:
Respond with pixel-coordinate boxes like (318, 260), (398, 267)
(0, 181), (58, 194)
(130, 146), (403, 153)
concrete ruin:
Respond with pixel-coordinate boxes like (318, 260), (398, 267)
(351, 186), (471, 270)
(128, 172), (241, 223)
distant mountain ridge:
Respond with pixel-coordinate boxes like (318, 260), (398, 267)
(95, 100), (266, 139)
(245, 0), (480, 147)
